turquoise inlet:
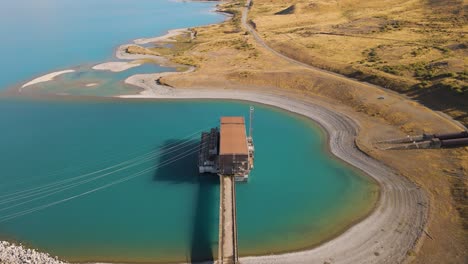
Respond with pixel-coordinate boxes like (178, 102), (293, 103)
(0, 98), (378, 262)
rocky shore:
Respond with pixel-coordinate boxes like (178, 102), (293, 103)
(0, 241), (66, 264)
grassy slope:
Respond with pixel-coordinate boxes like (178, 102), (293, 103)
(249, 0), (468, 126)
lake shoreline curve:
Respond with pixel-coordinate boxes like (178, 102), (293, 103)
(117, 85), (428, 264)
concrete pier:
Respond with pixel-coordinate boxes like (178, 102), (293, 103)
(218, 175), (239, 264)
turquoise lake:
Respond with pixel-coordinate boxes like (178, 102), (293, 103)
(0, 0), (378, 263)
(0, 98), (377, 262)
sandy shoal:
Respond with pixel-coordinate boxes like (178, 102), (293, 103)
(133, 28), (190, 45)
(92, 62), (141, 72)
(21, 70), (75, 89)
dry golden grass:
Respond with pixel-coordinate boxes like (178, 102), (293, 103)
(148, 32), (196, 56)
(250, 0), (468, 125)
(125, 45), (160, 56)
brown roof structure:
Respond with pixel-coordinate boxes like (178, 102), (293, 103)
(219, 116), (249, 155)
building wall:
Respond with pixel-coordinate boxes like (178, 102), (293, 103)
(218, 154), (249, 175)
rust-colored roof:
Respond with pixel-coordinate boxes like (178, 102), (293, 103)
(219, 116), (248, 155)
(220, 116), (245, 124)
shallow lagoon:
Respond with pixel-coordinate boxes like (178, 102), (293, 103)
(0, 0), (224, 90)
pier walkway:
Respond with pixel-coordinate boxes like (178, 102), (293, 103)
(218, 175), (239, 264)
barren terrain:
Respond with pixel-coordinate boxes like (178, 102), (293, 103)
(248, 0), (467, 126)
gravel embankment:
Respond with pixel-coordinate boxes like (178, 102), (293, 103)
(0, 241), (66, 264)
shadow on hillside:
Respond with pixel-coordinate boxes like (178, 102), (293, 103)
(405, 84), (468, 127)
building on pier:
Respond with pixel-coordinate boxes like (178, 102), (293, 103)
(198, 109), (255, 181)
(219, 117), (251, 181)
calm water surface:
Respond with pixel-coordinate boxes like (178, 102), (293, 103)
(0, 0), (223, 89)
(0, 98), (377, 262)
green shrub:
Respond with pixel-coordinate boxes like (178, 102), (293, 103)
(380, 65), (402, 75)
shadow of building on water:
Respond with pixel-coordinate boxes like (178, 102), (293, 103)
(153, 139), (218, 263)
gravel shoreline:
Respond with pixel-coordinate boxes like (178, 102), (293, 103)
(2, 83), (429, 264)
(0, 241), (66, 264)
(118, 83), (429, 264)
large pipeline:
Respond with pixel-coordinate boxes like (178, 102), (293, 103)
(378, 131), (468, 145)
(433, 131), (468, 140)
(440, 137), (468, 147)
(382, 138), (468, 150)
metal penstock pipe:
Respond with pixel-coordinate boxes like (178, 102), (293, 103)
(440, 138), (468, 147)
(434, 131), (468, 140)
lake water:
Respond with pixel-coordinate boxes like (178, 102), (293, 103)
(0, 98), (378, 262)
(0, 0), (223, 90)
(0, 0), (378, 263)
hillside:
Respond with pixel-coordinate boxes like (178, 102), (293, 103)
(249, 0), (467, 125)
